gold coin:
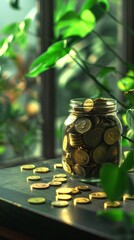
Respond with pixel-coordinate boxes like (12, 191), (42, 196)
(90, 191), (106, 199)
(70, 187), (80, 194)
(64, 114), (77, 126)
(62, 135), (68, 151)
(73, 149), (89, 166)
(83, 98), (94, 112)
(75, 118), (92, 134)
(56, 194), (72, 201)
(76, 185), (91, 191)
(51, 200), (69, 207)
(20, 164), (35, 170)
(56, 188), (72, 195)
(54, 163), (63, 169)
(73, 164), (86, 177)
(123, 194), (134, 200)
(104, 127), (120, 145)
(128, 168), (134, 173)
(83, 127), (104, 147)
(49, 181), (62, 186)
(62, 161), (72, 174)
(53, 177), (67, 183)
(104, 201), (120, 208)
(33, 167), (49, 173)
(93, 144), (107, 164)
(74, 197), (91, 205)
(28, 197), (45, 204)
(53, 173), (67, 178)
(27, 175), (41, 181)
(30, 183), (49, 189)
(108, 144), (119, 161)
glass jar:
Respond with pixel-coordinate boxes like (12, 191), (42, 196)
(62, 98), (122, 182)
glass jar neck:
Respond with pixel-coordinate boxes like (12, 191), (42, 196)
(69, 98), (117, 114)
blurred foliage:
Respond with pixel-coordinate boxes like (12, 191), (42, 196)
(27, 0), (134, 203)
(0, 14), (41, 160)
(1, 0), (134, 204)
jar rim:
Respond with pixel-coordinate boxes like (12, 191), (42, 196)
(69, 97), (117, 114)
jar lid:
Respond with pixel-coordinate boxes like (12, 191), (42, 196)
(69, 98), (117, 114)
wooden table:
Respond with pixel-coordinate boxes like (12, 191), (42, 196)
(0, 157), (133, 240)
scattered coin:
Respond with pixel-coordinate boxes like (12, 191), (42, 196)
(20, 164), (35, 170)
(51, 200), (69, 207)
(90, 191), (107, 199)
(30, 183), (49, 190)
(49, 181), (62, 186)
(74, 197), (91, 205)
(28, 197), (45, 204)
(123, 194), (134, 201)
(56, 194), (72, 201)
(53, 177), (67, 183)
(70, 187), (80, 194)
(128, 168), (134, 173)
(53, 163), (63, 169)
(104, 201), (120, 209)
(53, 173), (67, 178)
(56, 188), (72, 195)
(27, 175), (41, 181)
(33, 167), (49, 173)
(76, 185), (91, 191)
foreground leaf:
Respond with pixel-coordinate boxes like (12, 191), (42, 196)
(55, 10), (96, 38)
(100, 163), (127, 201)
(121, 151), (134, 172)
(27, 40), (71, 78)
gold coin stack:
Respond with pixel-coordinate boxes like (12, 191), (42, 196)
(62, 98), (122, 180)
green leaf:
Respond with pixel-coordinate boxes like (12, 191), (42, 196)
(100, 163), (127, 201)
(27, 40), (71, 78)
(8, 0), (20, 9)
(126, 109), (134, 130)
(97, 209), (125, 222)
(126, 174), (134, 195)
(117, 71), (134, 92)
(55, 10), (96, 38)
(91, 0), (110, 21)
(80, 0), (97, 13)
(97, 66), (116, 78)
(121, 151), (134, 172)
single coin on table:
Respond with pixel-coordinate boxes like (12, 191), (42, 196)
(30, 183), (49, 190)
(28, 197), (45, 204)
(33, 167), (49, 173)
(51, 200), (69, 207)
(20, 164), (35, 171)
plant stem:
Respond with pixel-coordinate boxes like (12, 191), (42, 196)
(69, 49), (127, 110)
(93, 30), (127, 66)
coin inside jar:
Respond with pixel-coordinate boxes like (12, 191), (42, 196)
(75, 118), (92, 134)
(83, 127), (104, 147)
(104, 127), (120, 145)
(83, 98), (94, 112)
(73, 149), (89, 166)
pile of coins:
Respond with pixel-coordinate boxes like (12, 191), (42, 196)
(62, 98), (122, 180)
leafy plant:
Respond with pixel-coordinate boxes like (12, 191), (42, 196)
(0, 6), (40, 159)
(26, 0), (134, 202)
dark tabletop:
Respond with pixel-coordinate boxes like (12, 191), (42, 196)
(0, 157), (134, 240)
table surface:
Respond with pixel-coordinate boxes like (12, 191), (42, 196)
(0, 157), (134, 240)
